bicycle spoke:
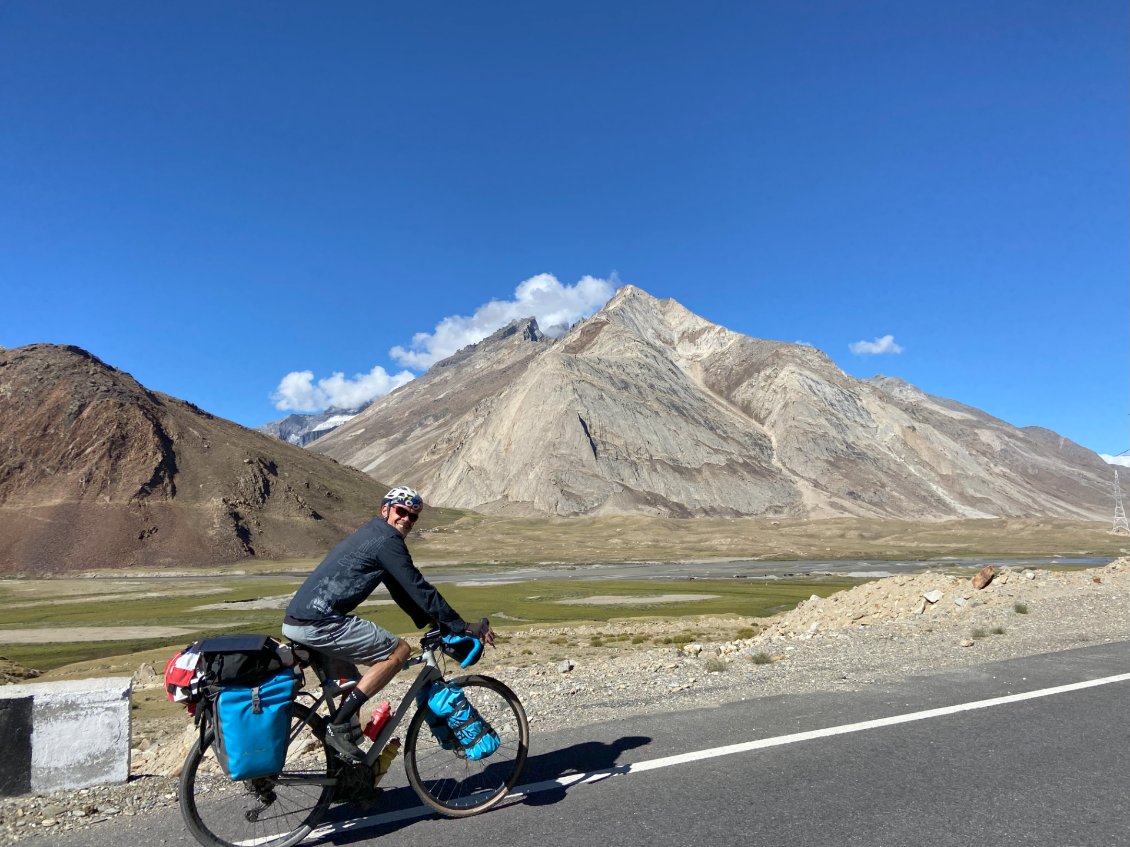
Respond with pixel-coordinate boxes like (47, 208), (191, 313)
(180, 704), (335, 847)
(404, 676), (529, 817)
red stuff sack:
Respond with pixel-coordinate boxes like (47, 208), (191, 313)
(164, 642), (205, 710)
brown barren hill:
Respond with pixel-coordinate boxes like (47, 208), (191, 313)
(0, 344), (389, 573)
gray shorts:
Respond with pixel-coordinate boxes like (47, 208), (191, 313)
(281, 616), (400, 667)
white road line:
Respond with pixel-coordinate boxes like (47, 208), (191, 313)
(307, 672), (1130, 839)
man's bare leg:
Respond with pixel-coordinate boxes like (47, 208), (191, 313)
(356, 638), (411, 698)
(324, 639), (413, 761)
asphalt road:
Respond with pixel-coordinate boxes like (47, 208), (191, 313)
(29, 641), (1130, 847)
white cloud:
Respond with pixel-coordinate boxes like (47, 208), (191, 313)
(271, 366), (414, 412)
(389, 273), (615, 370)
(1102, 454), (1130, 468)
(849, 334), (905, 356)
(271, 273), (615, 414)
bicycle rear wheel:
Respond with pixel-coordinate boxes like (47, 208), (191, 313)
(179, 703), (336, 847)
(404, 675), (529, 817)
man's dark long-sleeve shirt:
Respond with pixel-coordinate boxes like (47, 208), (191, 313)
(285, 518), (465, 633)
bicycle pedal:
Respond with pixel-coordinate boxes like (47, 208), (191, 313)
(335, 747), (363, 762)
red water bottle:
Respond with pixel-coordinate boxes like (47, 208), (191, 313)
(363, 701), (392, 742)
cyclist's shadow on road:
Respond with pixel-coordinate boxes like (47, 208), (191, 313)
(518, 734), (652, 806)
(318, 735), (652, 844)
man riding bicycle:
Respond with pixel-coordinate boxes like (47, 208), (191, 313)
(282, 485), (493, 762)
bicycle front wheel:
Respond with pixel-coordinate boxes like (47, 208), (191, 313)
(179, 702), (336, 847)
(404, 674), (529, 817)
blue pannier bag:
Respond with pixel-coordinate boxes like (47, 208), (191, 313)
(414, 685), (455, 750)
(423, 681), (500, 761)
(211, 668), (301, 780)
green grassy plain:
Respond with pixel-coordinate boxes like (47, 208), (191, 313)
(1, 572), (864, 732)
(0, 573), (860, 671)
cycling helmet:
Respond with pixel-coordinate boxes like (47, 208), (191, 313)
(383, 485), (424, 511)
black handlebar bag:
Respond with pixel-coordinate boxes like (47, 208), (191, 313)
(197, 634), (292, 686)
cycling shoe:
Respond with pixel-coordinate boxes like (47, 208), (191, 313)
(325, 722), (365, 763)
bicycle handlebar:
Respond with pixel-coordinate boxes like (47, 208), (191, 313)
(420, 618), (492, 649)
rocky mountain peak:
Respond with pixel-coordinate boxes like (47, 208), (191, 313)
(603, 283), (651, 308)
(505, 316), (544, 343)
(582, 285), (742, 373)
(487, 316), (544, 344)
(432, 316), (546, 371)
(258, 403), (370, 447)
(601, 285), (695, 329)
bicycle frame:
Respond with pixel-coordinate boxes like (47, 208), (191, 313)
(289, 642), (446, 771)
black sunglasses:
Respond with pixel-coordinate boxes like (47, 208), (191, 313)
(391, 505), (419, 523)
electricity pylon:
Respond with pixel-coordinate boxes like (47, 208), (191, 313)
(1112, 470), (1130, 535)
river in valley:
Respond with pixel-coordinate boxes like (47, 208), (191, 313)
(426, 555), (1115, 586)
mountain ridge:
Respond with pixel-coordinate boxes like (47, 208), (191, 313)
(312, 286), (1113, 520)
(258, 404), (369, 447)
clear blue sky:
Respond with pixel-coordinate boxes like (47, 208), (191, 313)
(2, 2), (1127, 458)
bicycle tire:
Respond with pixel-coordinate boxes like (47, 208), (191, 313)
(179, 702), (336, 847)
(404, 674), (529, 817)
